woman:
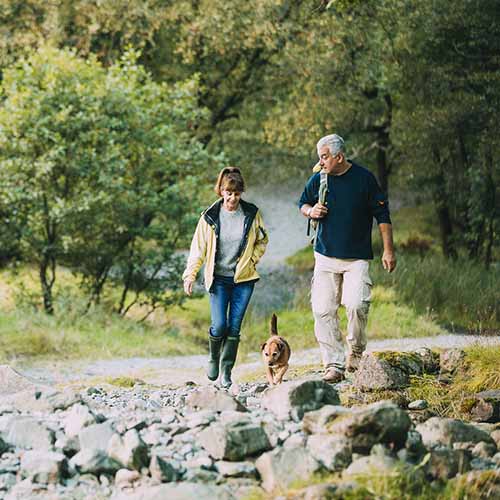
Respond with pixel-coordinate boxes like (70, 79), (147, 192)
(183, 167), (268, 388)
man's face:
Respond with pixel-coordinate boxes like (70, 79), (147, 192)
(318, 146), (342, 175)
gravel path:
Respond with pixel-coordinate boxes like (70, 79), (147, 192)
(12, 184), (499, 389)
(13, 333), (500, 389)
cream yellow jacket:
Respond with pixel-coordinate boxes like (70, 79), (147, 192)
(182, 199), (268, 291)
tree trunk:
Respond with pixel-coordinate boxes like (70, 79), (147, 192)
(432, 148), (457, 260)
(39, 255), (55, 315)
(375, 94), (392, 195)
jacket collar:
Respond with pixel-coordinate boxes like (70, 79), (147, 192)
(204, 199), (258, 229)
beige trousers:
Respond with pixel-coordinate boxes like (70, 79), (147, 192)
(311, 252), (372, 371)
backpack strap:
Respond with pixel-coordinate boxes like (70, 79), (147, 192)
(310, 171), (328, 238)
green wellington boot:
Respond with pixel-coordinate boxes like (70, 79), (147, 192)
(220, 336), (240, 388)
(207, 334), (224, 381)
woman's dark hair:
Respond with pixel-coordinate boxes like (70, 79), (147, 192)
(214, 167), (245, 197)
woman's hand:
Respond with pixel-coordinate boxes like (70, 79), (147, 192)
(183, 279), (194, 296)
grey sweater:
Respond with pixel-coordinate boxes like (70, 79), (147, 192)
(214, 205), (245, 277)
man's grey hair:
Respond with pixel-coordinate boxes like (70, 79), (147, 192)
(317, 134), (345, 156)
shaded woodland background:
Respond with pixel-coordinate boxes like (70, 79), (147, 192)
(0, 1), (498, 338)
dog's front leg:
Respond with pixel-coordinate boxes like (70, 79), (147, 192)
(265, 366), (275, 385)
(273, 365), (289, 384)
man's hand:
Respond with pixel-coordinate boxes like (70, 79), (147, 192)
(382, 251), (396, 273)
(183, 279), (194, 295)
(309, 203), (328, 219)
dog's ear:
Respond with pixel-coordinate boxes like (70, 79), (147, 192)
(260, 342), (267, 351)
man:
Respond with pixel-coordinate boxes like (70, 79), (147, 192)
(299, 134), (396, 383)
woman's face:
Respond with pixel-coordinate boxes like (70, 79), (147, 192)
(221, 189), (242, 211)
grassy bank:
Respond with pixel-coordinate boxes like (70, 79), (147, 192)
(0, 203), (496, 363)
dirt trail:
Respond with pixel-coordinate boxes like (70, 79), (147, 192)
(13, 333), (500, 389)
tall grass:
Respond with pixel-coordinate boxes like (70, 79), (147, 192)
(286, 245), (499, 333)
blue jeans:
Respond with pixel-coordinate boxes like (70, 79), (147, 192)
(209, 275), (255, 338)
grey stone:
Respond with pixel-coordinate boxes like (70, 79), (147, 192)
(440, 349), (466, 374)
(414, 348), (440, 373)
(261, 380), (340, 421)
(425, 448), (470, 480)
(354, 351), (426, 390)
(198, 421), (271, 461)
(54, 433), (80, 456)
(185, 386), (247, 413)
(149, 454), (177, 482)
(108, 429), (149, 471)
(491, 429), (500, 448)
(416, 417), (496, 449)
(287, 483), (340, 500)
(115, 468), (141, 487)
(470, 390), (500, 423)
(408, 400), (428, 410)
(79, 421), (115, 452)
(472, 441), (497, 458)
(20, 450), (68, 484)
(0, 473), (16, 490)
(343, 454), (399, 477)
(470, 457), (497, 470)
(111, 482), (234, 500)
(4, 387), (81, 413)
(302, 405), (351, 434)
(255, 445), (321, 492)
(327, 401), (412, 453)
(6, 417), (55, 449)
(64, 403), (96, 437)
(215, 461), (257, 478)
(0, 365), (41, 396)
(307, 434), (352, 471)
(70, 448), (122, 475)
(0, 435), (8, 455)
(183, 467), (219, 483)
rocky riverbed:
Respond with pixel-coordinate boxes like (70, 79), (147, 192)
(1, 345), (500, 499)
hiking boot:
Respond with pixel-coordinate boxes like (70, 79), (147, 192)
(207, 333), (224, 381)
(220, 336), (240, 388)
(322, 367), (345, 383)
(346, 351), (363, 373)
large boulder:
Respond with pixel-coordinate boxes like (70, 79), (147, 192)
(326, 401), (412, 453)
(3, 387), (81, 413)
(79, 421), (115, 452)
(425, 448), (470, 480)
(255, 446), (321, 492)
(64, 403), (97, 437)
(470, 390), (500, 423)
(302, 405), (351, 434)
(6, 418), (55, 450)
(149, 454), (178, 483)
(107, 429), (149, 471)
(440, 349), (466, 374)
(307, 434), (352, 471)
(261, 380), (340, 421)
(198, 421), (271, 461)
(0, 365), (41, 396)
(185, 386), (247, 413)
(416, 417), (495, 449)
(70, 448), (122, 475)
(354, 351), (427, 391)
(20, 450), (68, 484)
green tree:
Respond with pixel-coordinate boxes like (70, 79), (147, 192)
(0, 45), (216, 314)
(396, 0), (500, 263)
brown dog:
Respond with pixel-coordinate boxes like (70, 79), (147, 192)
(260, 313), (291, 385)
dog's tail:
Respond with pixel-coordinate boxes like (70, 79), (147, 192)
(270, 313), (278, 335)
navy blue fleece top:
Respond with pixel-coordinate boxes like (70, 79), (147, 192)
(299, 162), (391, 260)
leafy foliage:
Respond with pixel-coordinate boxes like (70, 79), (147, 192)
(0, 45), (219, 314)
